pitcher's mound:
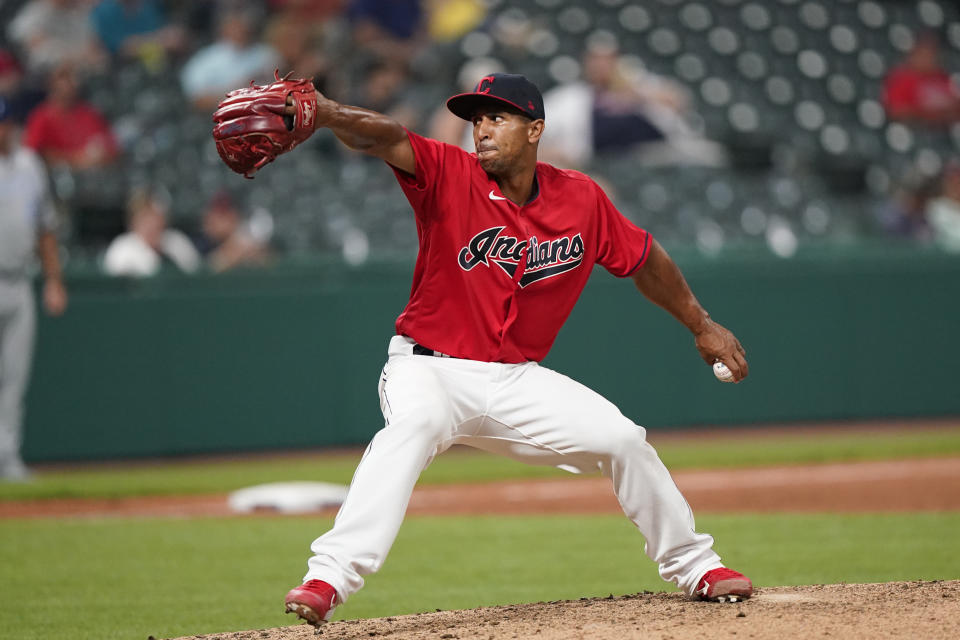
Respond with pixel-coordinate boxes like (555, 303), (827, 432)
(167, 580), (959, 640)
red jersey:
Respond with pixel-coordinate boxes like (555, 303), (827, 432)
(23, 102), (118, 158)
(390, 131), (652, 363)
(883, 66), (957, 115)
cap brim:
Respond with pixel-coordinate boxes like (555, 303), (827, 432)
(446, 92), (533, 121)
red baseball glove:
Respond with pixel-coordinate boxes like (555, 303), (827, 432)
(212, 70), (318, 178)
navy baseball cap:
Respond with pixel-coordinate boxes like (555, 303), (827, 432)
(447, 73), (545, 122)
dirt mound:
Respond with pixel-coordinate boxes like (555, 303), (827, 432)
(165, 580), (959, 640)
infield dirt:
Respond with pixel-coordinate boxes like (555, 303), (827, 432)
(165, 580), (960, 640)
(5, 456), (959, 518)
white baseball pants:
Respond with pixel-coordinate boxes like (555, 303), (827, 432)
(305, 335), (722, 601)
(0, 280), (35, 467)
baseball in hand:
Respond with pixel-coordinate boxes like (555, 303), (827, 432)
(713, 361), (735, 383)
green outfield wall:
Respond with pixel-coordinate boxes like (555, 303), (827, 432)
(22, 246), (960, 461)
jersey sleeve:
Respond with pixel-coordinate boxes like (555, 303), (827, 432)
(593, 182), (652, 277)
(389, 130), (471, 223)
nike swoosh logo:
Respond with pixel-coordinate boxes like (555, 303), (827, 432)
(488, 190), (507, 201)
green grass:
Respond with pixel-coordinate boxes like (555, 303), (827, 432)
(2, 423), (958, 501)
(1, 512), (958, 640)
(651, 424), (960, 469)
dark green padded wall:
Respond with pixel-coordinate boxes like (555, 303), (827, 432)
(23, 249), (960, 461)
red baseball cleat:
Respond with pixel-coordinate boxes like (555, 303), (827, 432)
(285, 579), (339, 626)
(695, 567), (754, 602)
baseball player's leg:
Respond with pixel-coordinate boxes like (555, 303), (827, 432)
(0, 282), (36, 479)
(462, 362), (721, 596)
(304, 336), (486, 601)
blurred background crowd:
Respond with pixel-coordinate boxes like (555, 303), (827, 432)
(2, 0), (960, 275)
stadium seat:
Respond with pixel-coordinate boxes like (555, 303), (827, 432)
(29, 0), (959, 261)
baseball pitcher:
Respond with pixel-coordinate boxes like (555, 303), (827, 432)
(213, 71), (753, 626)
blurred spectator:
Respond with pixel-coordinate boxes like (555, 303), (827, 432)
(6, 0), (107, 75)
(348, 57), (420, 130)
(265, 10), (330, 92)
(873, 169), (936, 242)
(103, 186), (200, 276)
(883, 32), (960, 126)
(22, 62), (119, 170)
(425, 0), (486, 43)
(180, 4), (280, 111)
(90, 0), (189, 69)
(347, 0), (425, 65)
(0, 51), (22, 98)
(0, 97), (68, 481)
(926, 161), (960, 252)
(0, 48), (45, 123)
(197, 191), (271, 273)
(539, 40), (726, 169)
(267, 0), (344, 22)
(164, 0), (217, 37)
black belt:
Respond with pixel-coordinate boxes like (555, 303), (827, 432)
(412, 343), (456, 358)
